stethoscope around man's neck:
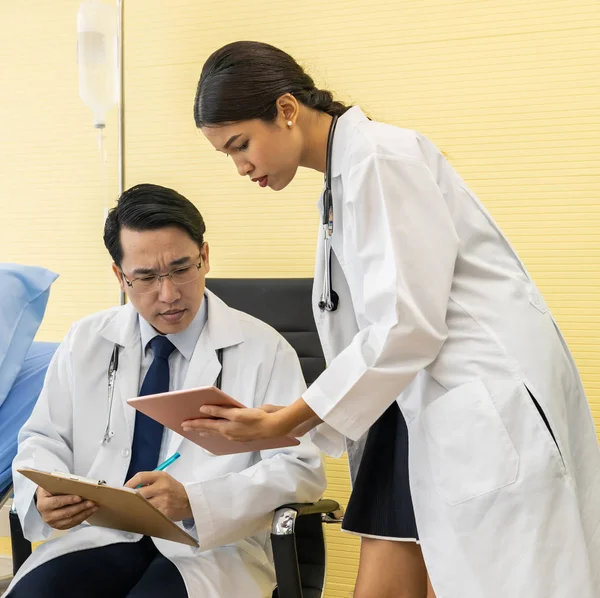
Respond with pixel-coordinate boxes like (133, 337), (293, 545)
(318, 114), (339, 313)
(101, 342), (224, 445)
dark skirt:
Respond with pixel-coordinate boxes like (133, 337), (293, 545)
(342, 402), (419, 540)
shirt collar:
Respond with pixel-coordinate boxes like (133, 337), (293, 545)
(330, 105), (368, 178)
(138, 295), (208, 361)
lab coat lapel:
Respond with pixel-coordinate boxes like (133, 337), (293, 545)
(115, 341), (142, 441)
(99, 303), (142, 443)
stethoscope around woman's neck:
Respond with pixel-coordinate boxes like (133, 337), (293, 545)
(318, 114), (340, 313)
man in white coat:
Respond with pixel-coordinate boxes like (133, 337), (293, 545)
(7, 183), (326, 598)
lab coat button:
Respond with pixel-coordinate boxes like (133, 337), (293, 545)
(122, 449), (130, 458)
(124, 533), (134, 540)
(528, 285), (548, 313)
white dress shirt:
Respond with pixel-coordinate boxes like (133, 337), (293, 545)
(138, 296), (208, 464)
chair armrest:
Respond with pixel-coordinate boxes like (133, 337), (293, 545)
(270, 501), (341, 598)
(281, 499), (340, 517)
(272, 500), (343, 535)
(9, 507), (32, 575)
(0, 484), (12, 509)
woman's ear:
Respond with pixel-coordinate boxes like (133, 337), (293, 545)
(276, 93), (300, 126)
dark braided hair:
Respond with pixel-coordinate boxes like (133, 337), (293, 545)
(194, 41), (349, 127)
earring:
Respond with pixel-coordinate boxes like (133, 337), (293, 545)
(287, 120), (293, 127)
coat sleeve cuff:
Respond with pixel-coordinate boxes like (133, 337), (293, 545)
(308, 422), (346, 458)
(303, 372), (372, 442)
(20, 480), (53, 542)
(184, 481), (215, 550)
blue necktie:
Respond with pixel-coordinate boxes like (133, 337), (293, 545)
(126, 335), (176, 481)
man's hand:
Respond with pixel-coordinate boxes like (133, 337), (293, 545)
(35, 487), (97, 530)
(124, 471), (192, 522)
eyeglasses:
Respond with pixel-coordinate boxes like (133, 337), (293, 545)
(120, 259), (203, 295)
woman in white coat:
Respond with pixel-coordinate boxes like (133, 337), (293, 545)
(189, 41), (600, 598)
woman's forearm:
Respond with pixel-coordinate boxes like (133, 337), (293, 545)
(277, 398), (324, 436)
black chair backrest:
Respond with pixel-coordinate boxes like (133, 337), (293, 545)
(206, 278), (328, 598)
(206, 278), (325, 384)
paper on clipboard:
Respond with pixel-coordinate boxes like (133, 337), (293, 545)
(18, 468), (198, 547)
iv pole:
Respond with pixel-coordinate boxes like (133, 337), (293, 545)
(117, 0), (126, 306)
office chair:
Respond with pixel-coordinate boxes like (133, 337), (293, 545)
(206, 279), (344, 598)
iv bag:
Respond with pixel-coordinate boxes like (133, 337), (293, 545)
(77, 0), (118, 128)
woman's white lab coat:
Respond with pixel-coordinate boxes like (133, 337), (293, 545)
(304, 107), (600, 598)
(9, 291), (326, 597)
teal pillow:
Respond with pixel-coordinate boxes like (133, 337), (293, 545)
(0, 264), (58, 408)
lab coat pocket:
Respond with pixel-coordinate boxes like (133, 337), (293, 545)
(525, 385), (566, 471)
(423, 380), (519, 506)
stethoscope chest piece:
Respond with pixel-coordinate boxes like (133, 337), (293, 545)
(319, 114), (340, 313)
(318, 289), (339, 312)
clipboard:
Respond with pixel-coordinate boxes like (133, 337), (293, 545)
(127, 386), (300, 456)
(18, 468), (198, 547)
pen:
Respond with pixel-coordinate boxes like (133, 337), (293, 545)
(135, 452), (181, 489)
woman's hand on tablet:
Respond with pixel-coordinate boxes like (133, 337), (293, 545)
(181, 404), (288, 442)
(181, 398), (322, 442)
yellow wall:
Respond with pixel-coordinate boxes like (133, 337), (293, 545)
(2, 1), (599, 596)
